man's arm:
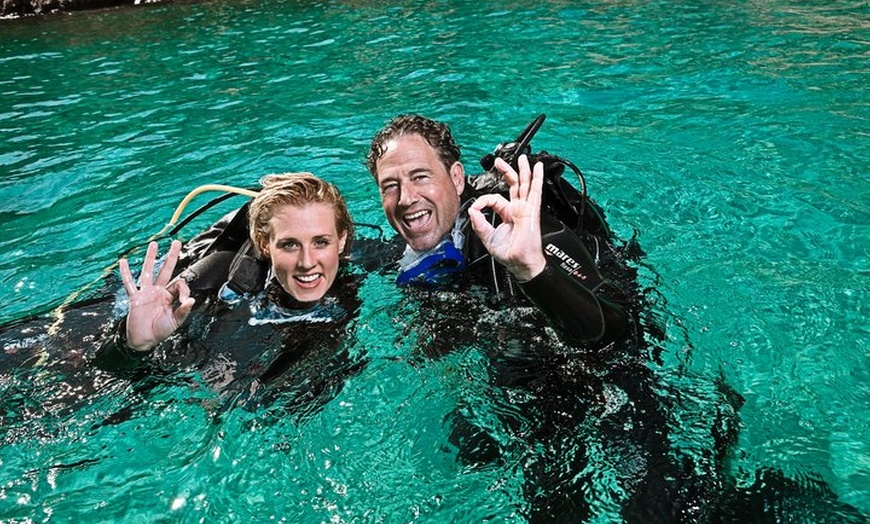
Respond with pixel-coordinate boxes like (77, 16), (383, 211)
(467, 155), (628, 345)
(519, 218), (629, 344)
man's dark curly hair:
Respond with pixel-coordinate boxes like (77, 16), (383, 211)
(366, 114), (462, 179)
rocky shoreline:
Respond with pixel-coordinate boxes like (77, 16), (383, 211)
(1, 0), (158, 19)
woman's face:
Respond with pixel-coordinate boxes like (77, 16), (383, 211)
(262, 202), (347, 302)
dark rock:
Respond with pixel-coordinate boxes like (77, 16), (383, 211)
(1, 0), (160, 19)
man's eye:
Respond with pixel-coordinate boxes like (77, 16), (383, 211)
(380, 183), (398, 194)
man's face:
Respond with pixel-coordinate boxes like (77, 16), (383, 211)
(375, 134), (465, 252)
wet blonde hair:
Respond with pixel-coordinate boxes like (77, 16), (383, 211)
(248, 172), (353, 258)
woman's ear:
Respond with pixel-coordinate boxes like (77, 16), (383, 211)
(338, 232), (348, 255)
(258, 239), (271, 260)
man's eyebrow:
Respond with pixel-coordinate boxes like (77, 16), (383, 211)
(377, 175), (397, 187)
(378, 166), (433, 184)
(399, 167), (434, 178)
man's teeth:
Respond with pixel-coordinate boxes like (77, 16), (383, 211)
(405, 210), (428, 221)
(297, 274), (320, 283)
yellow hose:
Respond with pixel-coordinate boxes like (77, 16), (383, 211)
(49, 184), (258, 334)
(150, 184), (260, 240)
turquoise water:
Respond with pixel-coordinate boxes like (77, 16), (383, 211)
(1, 0), (868, 521)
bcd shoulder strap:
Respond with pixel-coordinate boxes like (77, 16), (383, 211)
(177, 202), (269, 296)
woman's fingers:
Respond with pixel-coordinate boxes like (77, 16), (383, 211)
(119, 258), (137, 297)
(121, 240), (186, 296)
(155, 240), (182, 287)
(140, 242), (158, 287)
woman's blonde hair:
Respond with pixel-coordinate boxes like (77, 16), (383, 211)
(248, 172), (353, 258)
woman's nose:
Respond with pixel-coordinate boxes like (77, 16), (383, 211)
(297, 247), (316, 269)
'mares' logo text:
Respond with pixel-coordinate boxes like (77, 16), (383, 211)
(545, 244), (587, 280)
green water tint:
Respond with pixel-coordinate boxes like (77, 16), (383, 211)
(1, 0), (867, 520)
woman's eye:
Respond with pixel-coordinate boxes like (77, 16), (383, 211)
(314, 238), (331, 248)
(279, 241), (300, 251)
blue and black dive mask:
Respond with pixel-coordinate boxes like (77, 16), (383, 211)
(396, 238), (465, 287)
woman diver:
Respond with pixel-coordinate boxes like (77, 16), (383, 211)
(94, 172), (367, 413)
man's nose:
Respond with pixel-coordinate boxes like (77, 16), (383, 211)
(397, 180), (419, 207)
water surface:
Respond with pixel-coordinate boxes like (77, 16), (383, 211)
(0, 0), (867, 520)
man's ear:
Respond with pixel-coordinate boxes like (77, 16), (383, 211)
(450, 161), (465, 195)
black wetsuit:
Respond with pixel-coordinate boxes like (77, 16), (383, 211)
(0, 206), (392, 444)
(1, 201), (863, 522)
(391, 183), (684, 521)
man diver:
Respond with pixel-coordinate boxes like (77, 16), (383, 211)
(367, 114), (674, 522)
(366, 114), (629, 348)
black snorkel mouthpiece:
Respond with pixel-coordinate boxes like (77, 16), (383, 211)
(480, 113), (547, 172)
(475, 113), (603, 234)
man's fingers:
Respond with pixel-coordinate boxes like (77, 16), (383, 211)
(494, 157), (520, 202)
(517, 155), (532, 200)
(468, 207), (494, 241)
(528, 160), (544, 212)
(470, 193), (511, 219)
(469, 194), (512, 243)
(495, 155), (535, 202)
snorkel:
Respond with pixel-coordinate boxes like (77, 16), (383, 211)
(475, 114), (594, 233)
(479, 113), (547, 175)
